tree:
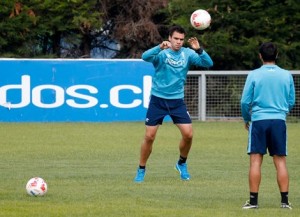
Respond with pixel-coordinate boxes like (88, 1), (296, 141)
(0, 0), (299, 69)
(164, 0), (300, 70)
(0, 1), (37, 57)
(0, 0), (169, 58)
(0, 0), (103, 57)
(98, 0), (169, 58)
(206, 0), (300, 70)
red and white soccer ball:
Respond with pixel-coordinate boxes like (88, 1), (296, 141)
(26, 177), (48, 196)
(190, 9), (211, 30)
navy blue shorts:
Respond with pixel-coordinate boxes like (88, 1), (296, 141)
(247, 119), (287, 156)
(145, 95), (192, 126)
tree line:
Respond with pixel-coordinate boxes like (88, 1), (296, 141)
(0, 0), (299, 70)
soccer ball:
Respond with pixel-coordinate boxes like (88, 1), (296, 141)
(190, 9), (211, 30)
(26, 177), (48, 196)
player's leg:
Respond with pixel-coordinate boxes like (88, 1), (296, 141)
(249, 153), (263, 193)
(243, 120), (267, 209)
(174, 123), (193, 181)
(170, 99), (193, 181)
(134, 125), (159, 183)
(243, 153), (263, 209)
(273, 156), (291, 208)
(139, 125), (159, 167)
(140, 95), (166, 165)
(168, 98), (193, 159)
(176, 123), (193, 158)
(134, 95), (166, 182)
(269, 120), (291, 208)
(273, 155), (289, 192)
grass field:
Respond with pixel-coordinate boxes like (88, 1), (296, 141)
(0, 121), (299, 217)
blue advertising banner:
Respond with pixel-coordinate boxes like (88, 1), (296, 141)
(0, 59), (154, 122)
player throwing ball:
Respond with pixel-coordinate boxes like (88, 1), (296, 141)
(134, 25), (213, 182)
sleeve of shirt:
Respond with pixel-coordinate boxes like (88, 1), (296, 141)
(189, 49), (213, 68)
(288, 74), (296, 112)
(141, 45), (162, 64)
(240, 73), (254, 122)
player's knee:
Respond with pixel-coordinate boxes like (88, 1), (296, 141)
(144, 133), (156, 143)
(183, 131), (193, 141)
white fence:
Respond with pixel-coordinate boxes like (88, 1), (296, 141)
(185, 70), (300, 121)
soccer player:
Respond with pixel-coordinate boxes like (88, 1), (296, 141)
(241, 42), (295, 209)
(134, 25), (213, 182)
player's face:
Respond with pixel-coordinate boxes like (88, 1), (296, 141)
(168, 31), (185, 51)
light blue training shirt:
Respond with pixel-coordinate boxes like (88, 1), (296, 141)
(142, 45), (213, 99)
(241, 64), (295, 122)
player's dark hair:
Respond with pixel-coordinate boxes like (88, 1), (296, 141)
(169, 25), (186, 37)
(259, 42), (278, 62)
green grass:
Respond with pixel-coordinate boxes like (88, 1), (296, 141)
(0, 122), (299, 217)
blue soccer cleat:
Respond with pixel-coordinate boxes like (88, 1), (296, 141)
(134, 168), (146, 183)
(175, 163), (190, 181)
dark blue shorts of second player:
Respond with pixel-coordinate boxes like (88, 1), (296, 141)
(145, 95), (192, 126)
(247, 119), (287, 156)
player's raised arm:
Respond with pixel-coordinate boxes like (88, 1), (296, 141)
(187, 37), (200, 50)
(160, 41), (171, 49)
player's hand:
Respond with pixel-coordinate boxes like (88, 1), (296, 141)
(188, 37), (200, 50)
(244, 122), (250, 131)
(160, 41), (171, 49)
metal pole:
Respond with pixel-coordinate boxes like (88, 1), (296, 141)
(199, 74), (206, 121)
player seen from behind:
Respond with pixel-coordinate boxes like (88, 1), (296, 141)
(241, 42), (295, 209)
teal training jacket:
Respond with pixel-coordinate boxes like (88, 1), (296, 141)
(241, 64), (295, 122)
(142, 45), (213, 99)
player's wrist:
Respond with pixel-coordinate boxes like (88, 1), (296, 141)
(158, 44), (164, 50)
(196, 48), (203, 54)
